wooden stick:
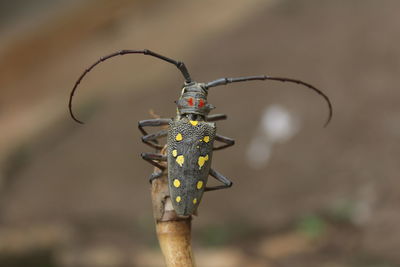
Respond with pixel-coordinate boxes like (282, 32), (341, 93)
(151, 146), (195, 267)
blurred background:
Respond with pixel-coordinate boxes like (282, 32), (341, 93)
(0, 0), (399, 266)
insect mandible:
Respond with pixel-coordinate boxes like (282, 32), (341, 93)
(69, 49), (333, 216)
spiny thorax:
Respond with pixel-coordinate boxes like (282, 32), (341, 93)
(176, 82), (214, 117)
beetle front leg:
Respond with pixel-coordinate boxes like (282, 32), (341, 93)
(205, 168), (233, 192)
(213, 134), (235, 151)
(206, 114), (227, 122)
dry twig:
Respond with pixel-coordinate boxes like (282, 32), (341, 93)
(151, 146), (195, 267)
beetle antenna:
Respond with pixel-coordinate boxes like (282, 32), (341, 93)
(69, 49), (192, 124)
(204, 75), (333, 127)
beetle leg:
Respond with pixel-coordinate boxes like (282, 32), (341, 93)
(205, 168), (233, 192)
(206, 114), (227, 122)
(213, 134), (235, 151)
(138, 118), (171, 135)
(149, 170), (164, 183)
(142, 129), (168, 149)
(141, 152), (167, 171)
(138, 118), (171, 148)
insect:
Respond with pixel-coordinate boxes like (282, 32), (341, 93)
(69, 49), (332, 216)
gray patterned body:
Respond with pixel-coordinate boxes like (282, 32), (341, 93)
(167, 118), (216, 216)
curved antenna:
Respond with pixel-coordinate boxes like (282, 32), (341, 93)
(204, 75), (333, 127)
(69, 49), (192, 124)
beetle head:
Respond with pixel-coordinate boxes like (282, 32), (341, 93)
(176, 82), (214, 117)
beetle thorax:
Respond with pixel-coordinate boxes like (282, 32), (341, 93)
(176, 82), (214, 118)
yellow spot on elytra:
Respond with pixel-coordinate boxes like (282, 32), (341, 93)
(193, 198), (197, 204)
(203, 136), (210, 143)
(196, 146), (199, 148)
(197, 181), (203, 189)
(173, 179), (180, 188)
(176, 133), (183, 141)
(176, 155), (184, 167)
(190, 120), (198, 126)
(198, 154), (209, 169)
(172, 150), (178, 157)
(176, 196), (181, 203)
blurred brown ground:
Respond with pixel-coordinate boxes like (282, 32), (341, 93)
(1, 0), (400, 266)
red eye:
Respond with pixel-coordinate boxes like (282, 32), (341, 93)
(187, 98), (194, 106)
(198, 99), (205, 108)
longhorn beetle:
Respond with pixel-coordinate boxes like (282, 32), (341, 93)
(69, 49), (332, 216)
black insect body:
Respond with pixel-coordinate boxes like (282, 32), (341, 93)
(167, 118), (216, 215)
(69, 49), (333, 216)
